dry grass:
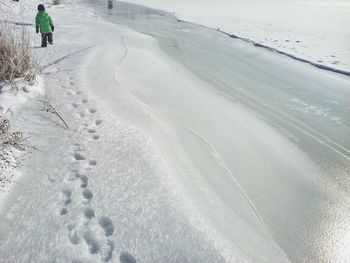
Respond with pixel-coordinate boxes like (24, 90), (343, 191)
(0, 112), (29, 190)
(0, 112), (26, 150)
(0, 22), (38, 85)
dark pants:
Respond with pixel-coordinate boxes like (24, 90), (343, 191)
(41, 33), (53, 47)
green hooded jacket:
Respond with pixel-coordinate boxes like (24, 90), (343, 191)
(35, 11), (53, 33)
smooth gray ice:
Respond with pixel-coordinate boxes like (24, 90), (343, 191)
(84, 1), (350, 262)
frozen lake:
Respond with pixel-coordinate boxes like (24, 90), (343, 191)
(84, 1), (350, 262)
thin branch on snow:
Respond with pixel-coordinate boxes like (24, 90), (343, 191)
(40, 100), (69, 130)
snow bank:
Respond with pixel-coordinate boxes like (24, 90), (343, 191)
(0, 2), (238, 262)
(123, 0), (350, 73)
(0, 76), (44, 210)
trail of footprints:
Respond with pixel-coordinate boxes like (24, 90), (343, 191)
(55, 76), (136, 263)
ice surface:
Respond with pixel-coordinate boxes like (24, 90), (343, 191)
(87, 1), (350, 262)
(123, 0), (350, 73)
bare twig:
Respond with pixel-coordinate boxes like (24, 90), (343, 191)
(40, 100), (69, 129)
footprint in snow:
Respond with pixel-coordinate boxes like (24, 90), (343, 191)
(92, 135), (100, 140)
(82, 98), (88, 104)
(74, 153), (86, 161)
(82, 189), (93, 204)
(95, 119), (102, 126)
(59, 188), (72, 215)
(62, 188), (72, 206)
(60, 207), (68, 215)
(89, 160), (97, 166)
(99, 217), (114, 237)
(120, 252), (137, 263)
(88, 108), (97, 114)
(67, 223), (80, 245)
(84, 207), (95, 220)
(48, 174), (56, 183)
(100, 239), (114, 262)
(76, 174), (88, 188)
(83, 231), (115, 262)
(83, 231), (100, 254)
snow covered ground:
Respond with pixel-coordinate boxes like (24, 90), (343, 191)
(1, 2), (222, 262)
(0, 0), (350, 262)
(0, 1), (240, 262)
(123, 0), (350, 73)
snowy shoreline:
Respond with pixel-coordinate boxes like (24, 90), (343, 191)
(176, 18), (350, 77)
(123, 0), (350, 73)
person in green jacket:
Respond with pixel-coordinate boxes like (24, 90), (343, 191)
(35, 4), (54, 47)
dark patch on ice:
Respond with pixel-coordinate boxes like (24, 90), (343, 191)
(82, 98), (88, 103)
(88, 108), (97, 113)
(95, 119), (102, 125)
(93, 135), (100, 140)
(99, 217), (114, 236)
(76, 90), (82, 95)
(120, 252), (136, 263)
